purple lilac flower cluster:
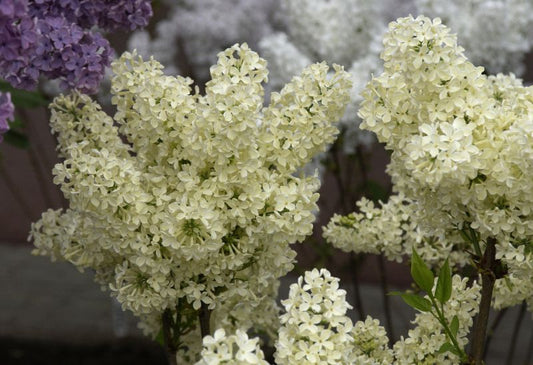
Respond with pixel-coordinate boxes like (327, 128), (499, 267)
(28, 0), (153, 32)
(0, 0), (152, 93)
(0, 91), (14, 141)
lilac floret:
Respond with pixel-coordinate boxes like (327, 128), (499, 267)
(0, 91), (14, 142)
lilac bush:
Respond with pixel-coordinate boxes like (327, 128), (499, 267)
(0, 0), (152, 94)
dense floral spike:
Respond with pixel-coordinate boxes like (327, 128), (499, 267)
(0, 91), (14, 141)
(324, 194), (469, 266)
(275, 268), (360, 365)
(196, 329), (268, 365)
(0, 0), (152, 93)
(326, 15), (533, 314)
(259, 0), (385, 153)
(217, 269), (477, 364)
(415, 0), (533, 75)
(30, 44), (351, 358)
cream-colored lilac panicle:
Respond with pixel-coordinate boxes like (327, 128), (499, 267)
(323, 194), (469, 267)
(259, 0), (386, 153)
(360, 15), (533, 245)
(493, 242), (533, 312)
(273, 269), (479, 364)
(274, 268), (357, 365)
(30, 44), (351, 339)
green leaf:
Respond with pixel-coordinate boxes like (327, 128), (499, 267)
(449, 315), (459, 337)
(435, 259), (452, 304)
(458, 228), (471, 243)
(400, 293), (432, 312)
(155, 328), (165, 346)
(411, 249), (435, 292)
(437, 342), (460, 356)
(0, 81), (48, 108)
(3, 130), (29, 149)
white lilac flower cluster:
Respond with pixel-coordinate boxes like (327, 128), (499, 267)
(393, 275), (480, 365)
(274, 268), (357, 364)
(195, 328), (268, 365)
(128, 0), (280, 81)
(259, 0), (386, 153)
(323, 194), (469, 266)
(360, 15), (533, 246)
(414, 0), (533, 75)
(30, 44), (351, 342)
(198, 269), (479, 364)
(326, 15), (533, 313)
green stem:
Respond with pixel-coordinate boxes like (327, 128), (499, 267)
(428, 294), (467, 361)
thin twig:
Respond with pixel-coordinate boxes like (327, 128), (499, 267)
(26, 143), (56, 208)
(331, 139), (351, 215)
(505, 301), (526, 365)
(522, 318), (533, 365)
(0, 158), (34, 219)
(350, 252), (365, 320)
(355, 144), (369, 189)
(378, 254), (394, 343)
(19, 108), (55, 172)
(162, 309), (178, 365)
(482, 307), (508, 359)
(199, 302), (211, 339)
(331, 139), (366, 320)
(17, 108), (58, 209)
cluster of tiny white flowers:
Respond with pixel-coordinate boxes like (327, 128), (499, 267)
(493, 242), (533, 311)
(128, 0), (280, 81)
(323, 194), (469, 267)
(30, 44), (351, 338)
(414, 0), (533, 75)
(213, 269), (478, 364)
(350, 316), (393, 364)
(274, 268), (356, 364)
(359, 15), (533, 256)
(393, 275), (480, 365)
(259, 0), (386, 153)
(326, 15), (532, 317)
(195, 328), (268, 365)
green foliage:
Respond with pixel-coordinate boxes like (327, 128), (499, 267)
(392, 251), (468, 361)
(3, 129), (29, 149)
(400, 293), (432, 312)
(0, 81), (48, 108)
(435, 259), (452, 304)
(3, 118), (29, 149)
(411, 249), (435, 292)
(437, 342), (460, 356)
